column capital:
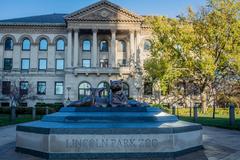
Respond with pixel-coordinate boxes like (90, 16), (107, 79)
(73, 29), (79, 33)
(92, 29), (98, 33)
(111, 29), (117, 34)
(67, 28), (73, 32)
(129, 30), (135, 34)
(135, 30), (141, 34)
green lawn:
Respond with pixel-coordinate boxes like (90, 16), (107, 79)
(179, 116), (240, 130)
(155, 106), (240, 130)
(0, 114), (42, 127)
(1, 107), (240, 130)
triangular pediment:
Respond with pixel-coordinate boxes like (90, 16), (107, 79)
(65, 0), (143, 23)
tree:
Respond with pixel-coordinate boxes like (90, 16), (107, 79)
(1, 78), (38, 107)
(144, 0), (240, 112)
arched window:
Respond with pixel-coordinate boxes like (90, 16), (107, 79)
(97, 82), (110, 97)
(118, 40), (126, 52)
(144, 40), (151, 51)
(39, 38), (48, 51)
(78, 82), (91, 99)
(56, 39), (65, 51)
(82, 40), (91, 51)
(100, 40), (108, 52)
(22, 38), (31, 51)
(5, 38), (14, 50)
(123, 82), (129, 98)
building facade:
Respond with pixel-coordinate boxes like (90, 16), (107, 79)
(0, 0), (152, 107)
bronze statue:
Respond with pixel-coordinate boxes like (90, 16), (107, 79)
(68, 80), (132, 108)
(109, 80), (128, 107)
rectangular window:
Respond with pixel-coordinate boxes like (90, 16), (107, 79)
(38, 59), (47, 71)
(21, 59), (30, 71)
(2, 81), (11, 95)
(20, 81), (29, 95)
(4, 58), (12, 71)
(55, 82), (63, 95)
(37, 82), (46, 95)
(144, 81), (153, 96)
(82, 40), (91, 52)
(82, 59), (91, 68)
(1, 102), (10, 107)
(56, 59), (64, 70)
(99, 59), (108, 68)
(118, 59), (127, 67)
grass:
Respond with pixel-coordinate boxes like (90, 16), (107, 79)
(0, 114), (42, 127)
(154, 105), (240, 130)
(1, 106), (240, 130)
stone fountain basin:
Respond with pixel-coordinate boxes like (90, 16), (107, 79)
(16, 107), (202, 159)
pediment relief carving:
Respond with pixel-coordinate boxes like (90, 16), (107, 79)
(74, 8), (135, 22)
(65, 0), (143, 23)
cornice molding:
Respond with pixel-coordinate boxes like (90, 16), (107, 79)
(0, 25), (67, 34)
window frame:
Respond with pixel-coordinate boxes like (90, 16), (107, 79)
(2, 81), (11, 95)
(56, 39), (65, 51)
(38, 58), (47, 71)
(99, 59), (109, 68)
(20, 81), (29, 95)
(37, 81), (46, 95)
(21, 58), (30, 71)
(78, 82), (91, 99)
(22, 38), (31, 51)
(144, 40), (151, 52)
(3, 58), (13, 71)
(82, 59), (91, 68)
(99, 40), (109, 52)
(55, 81), (64, 95)
(97, 82), (110, 97)
(144, 81), (153, 96)
(4, 37), (14, 51)
(82, 39), (91, 52)
(39, 38), (48, 51)
(56, 59), (64, 71)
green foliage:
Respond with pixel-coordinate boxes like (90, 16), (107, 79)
(35, 102), (63, 111)
(145, 0), (240, 109)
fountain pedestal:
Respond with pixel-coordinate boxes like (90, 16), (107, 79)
(16, 107), (202, 159)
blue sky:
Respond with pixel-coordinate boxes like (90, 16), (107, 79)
(0, 0), (207, 20)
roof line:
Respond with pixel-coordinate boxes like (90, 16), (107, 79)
(0, 22), (66, 27)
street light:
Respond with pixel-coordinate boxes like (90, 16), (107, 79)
(66, 87), (71, 105)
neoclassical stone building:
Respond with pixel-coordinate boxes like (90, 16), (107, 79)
(0, 0), (152, 106)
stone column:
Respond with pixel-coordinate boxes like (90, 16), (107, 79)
(73, 29), (79, 67)
(92, 29), (98, 68)
(129, 30), (135, 63)
(67, 30), (73, 68)
(13, 43), (21, 71)
(135, 31), (141, 62)
(111, 29), (116, 68)
(30, 43), (38, 72)
(0, 43), (3, 71)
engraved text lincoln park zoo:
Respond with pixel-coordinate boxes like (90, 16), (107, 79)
(65, 137), (161, 152)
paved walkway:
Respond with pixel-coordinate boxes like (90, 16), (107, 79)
(0, 125), (239, 160)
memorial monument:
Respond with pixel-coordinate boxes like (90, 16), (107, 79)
(16, 80), (202, 159)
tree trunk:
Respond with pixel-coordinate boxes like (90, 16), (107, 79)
(158, 91), (161, 104)
(201, 91), (208, 113)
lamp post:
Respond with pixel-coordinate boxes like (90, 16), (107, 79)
(66, 87), (71, 105)
(133, 48), (143, 101)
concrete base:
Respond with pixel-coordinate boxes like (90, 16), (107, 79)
(16, 107), (202, 159)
